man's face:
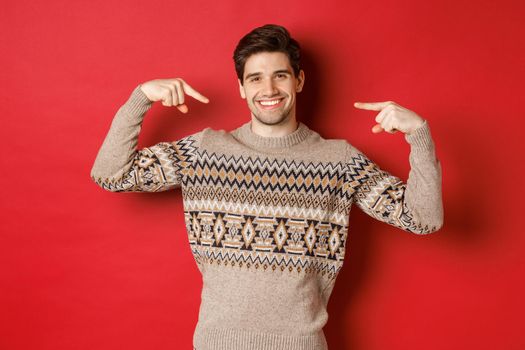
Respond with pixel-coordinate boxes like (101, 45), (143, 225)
(238, 51), (305, 126)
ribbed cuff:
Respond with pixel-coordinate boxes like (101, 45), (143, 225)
(122, 84), (153, 118)
(404, 119), (434, 151)
(194, 327), (328, 350)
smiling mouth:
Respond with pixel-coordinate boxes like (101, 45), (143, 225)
(257, 98), (284, 110)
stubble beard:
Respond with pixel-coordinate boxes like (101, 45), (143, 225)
(250, 98), (293, 126)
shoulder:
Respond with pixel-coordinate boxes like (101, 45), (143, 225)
(311, 132), (364, 163)
(294, 126), (348, 162)
(176, 125), (238, 154)
(173, 125), (223, 143)
(317, 135), (374, 167)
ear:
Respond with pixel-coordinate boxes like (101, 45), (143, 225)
(296, 70), (305, 93)
(238, 79), (246, 99)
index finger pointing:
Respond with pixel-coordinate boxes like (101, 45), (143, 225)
(179, 79), (210, 103)
(353, 101), (391, 111)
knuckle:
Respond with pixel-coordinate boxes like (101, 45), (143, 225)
(384, 102), (393, 109)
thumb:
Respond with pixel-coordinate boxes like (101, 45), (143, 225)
(176, 104), (188, 114)
(372, 123), (383, 133)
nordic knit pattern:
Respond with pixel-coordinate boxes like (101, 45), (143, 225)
(90, 85), (444, 350)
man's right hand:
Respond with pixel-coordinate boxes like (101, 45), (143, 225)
(139, 78), (210, 113)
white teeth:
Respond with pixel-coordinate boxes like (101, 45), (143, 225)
(259, 99), (281, 106)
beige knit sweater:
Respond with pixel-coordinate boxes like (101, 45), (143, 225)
(90, 85), (444, 350)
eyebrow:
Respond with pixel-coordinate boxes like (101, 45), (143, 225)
(245, 69), (292, 81)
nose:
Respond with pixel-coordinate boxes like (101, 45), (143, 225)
(261, 78), (279, 97)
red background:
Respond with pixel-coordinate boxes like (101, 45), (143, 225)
(1, 1), (524, 349)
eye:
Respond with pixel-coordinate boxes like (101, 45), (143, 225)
(250, 77), (260, 82)
(276, 73), (287, 78)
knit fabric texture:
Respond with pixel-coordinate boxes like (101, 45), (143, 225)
(90, 85), (444, 350)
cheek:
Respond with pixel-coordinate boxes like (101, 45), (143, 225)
(283, 83), (295, 96)
(244, 89), (255, 100)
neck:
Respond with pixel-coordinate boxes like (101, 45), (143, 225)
(233, 119), (312, 150)
(250, 115), (299, 138)
(250, 120), (299, 137)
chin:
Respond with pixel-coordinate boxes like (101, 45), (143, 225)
(254, 114), (289, 126)
(248, 102), (293, 126)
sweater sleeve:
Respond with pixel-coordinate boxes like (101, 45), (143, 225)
(345, 120), (444, 234)
(90, 85), (203, 193)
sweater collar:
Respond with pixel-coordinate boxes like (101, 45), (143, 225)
(233, 120), (312, 150)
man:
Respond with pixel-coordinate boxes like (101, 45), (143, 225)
(91, 24), (443, 350)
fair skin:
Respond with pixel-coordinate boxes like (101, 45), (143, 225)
(139, 52), (425, 136)
(237, 51), (305, 137)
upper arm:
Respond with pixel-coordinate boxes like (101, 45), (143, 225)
(91, 132), (202, 193)
(345, 143), (441, 234)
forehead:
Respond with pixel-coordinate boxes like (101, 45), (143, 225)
(243, 51), (292, 76)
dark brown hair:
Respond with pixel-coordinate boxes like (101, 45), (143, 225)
(233, 24), (301, 85)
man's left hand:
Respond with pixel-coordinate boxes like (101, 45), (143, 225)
(353, 101), (425, 135)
